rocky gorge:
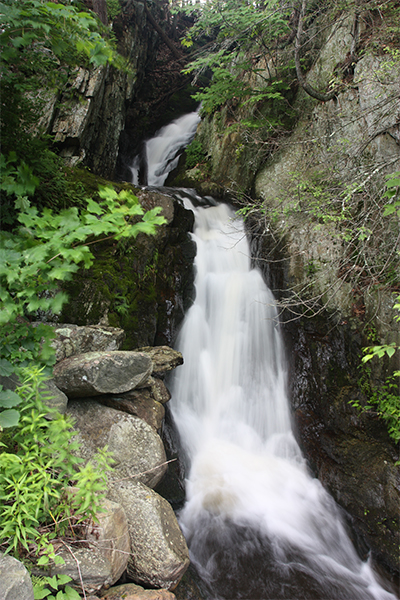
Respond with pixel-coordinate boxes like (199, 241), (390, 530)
(1, 1), (399, 599)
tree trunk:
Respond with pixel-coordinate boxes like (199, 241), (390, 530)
(294, 0), (337, 102)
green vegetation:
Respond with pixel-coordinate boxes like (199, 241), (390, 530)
(0, 185), (165, 427)
(0, 0), (128, 227)
(0, 0), (166, 581)
(0, 368), (110, 556)
(106, 0), (122, 21)
(179, 0), (294, 115)
(185, 138), (207, 169)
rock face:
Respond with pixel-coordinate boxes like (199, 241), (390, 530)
(61, 194), (196, 349)
(67, 400), (167, 489)
(44, 2), (161, 179)
(0, 554), (34, 600)
(107, 480), (190, 590)
(178, 10), (400, 579)
(53, 351), (152, 398)
(284, 316), (400, 575)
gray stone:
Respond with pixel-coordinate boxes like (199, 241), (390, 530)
(137, 346), (184, 378)
(102, 582), (176, 599)
(150, 377), (172, 405)
(52, 324), (125, 363)
(53, 351), (152, 398)
(39, 378), (69, 415)
(0, 374), (67, 415)
(0, 554), (34, 600)
(67, 400), (167, 489)
(54, 498), (130, 595)
(107, 481), (190, 591)
(98, 388), (165, 432)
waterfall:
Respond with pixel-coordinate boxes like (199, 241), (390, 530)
(167, 197), (395, 600)
(130, 111), (200, 187)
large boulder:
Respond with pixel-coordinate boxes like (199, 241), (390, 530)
(53, 351), (152, 398)
(0, 554), (34, 600)
(107, 480), (190, 590)
(67, 400), (167, 489)
(54, 498), (130, 595)
(137, 347), (183, 378)
(52, 324), (125, 363)
(99, 388), (165, 432)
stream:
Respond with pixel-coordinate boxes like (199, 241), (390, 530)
(130, 112), (396, 600)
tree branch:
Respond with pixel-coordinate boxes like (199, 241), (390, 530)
(139, 0), (183, 61)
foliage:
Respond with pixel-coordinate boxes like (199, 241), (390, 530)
(180, 0), (294, 114)
(106, 0), (122, 21)
(0, 0), (121, 75)
(352, 362), (400, 444)
(0, 0), (128, 223)
(0, 367), (113, 557)
(33, 572), (80, 600)
(0, 184), (166, 426)
(185, 138), (207, 169)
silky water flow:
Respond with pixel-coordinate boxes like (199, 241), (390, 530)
(167, 198), (396, 600)
(130, 111), (201, 186)
(130, 111), (397, 599)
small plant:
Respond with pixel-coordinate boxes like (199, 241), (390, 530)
(0, 367), (112, 558)
(33, 572), (80, 600)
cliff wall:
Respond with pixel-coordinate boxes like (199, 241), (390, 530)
(169, 9), (400, 577)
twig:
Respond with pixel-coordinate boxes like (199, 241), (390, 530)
(59, 539), (87, 600)
(112, 458), (177, 483)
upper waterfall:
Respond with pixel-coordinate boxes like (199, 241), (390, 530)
(130, 110), (200, 187)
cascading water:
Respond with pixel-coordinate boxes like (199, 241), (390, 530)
(130, 110), (200, 186)
(140, 114), (396, 599)
(167, 198), (396, 600)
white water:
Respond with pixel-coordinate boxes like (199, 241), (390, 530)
(168, 199), (395, 599)
(130, 110), (200, 186)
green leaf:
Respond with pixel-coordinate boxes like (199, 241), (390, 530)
(0, 409), (20, 429)
(0, 389), (22, 408)
(0, 359), (15, 376)
(33, 585), (51, 599)
(63, 586), (81, 600)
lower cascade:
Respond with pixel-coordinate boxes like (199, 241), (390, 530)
(168, 197), (395, 600)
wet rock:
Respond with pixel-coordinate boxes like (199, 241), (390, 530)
(0, 554), (34, 600)
(53, 351), (152, 398)
(67, 400), (167, 489)
(52, 324), (125, 363)
(107, 480), (190, 591)
(285, 317), (400, 575)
